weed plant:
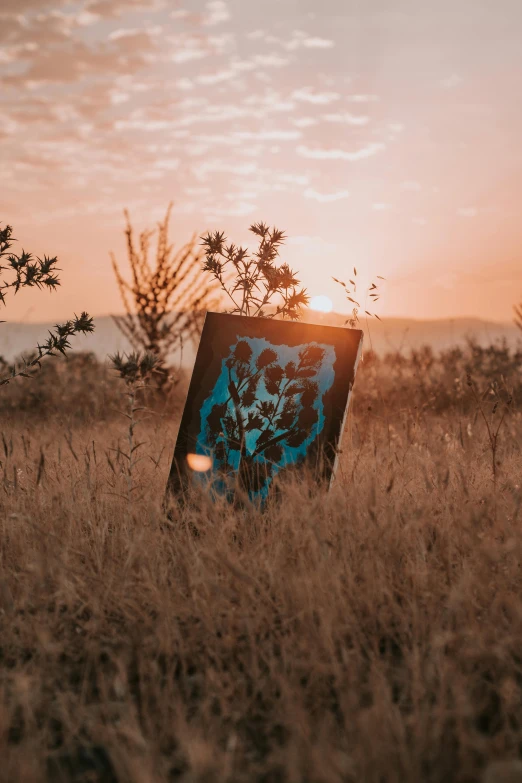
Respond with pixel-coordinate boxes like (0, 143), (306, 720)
(201, 223), (309, 319)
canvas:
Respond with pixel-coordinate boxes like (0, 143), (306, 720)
(167, 312), (363, 503)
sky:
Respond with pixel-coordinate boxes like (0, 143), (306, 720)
(1, 0), (522, 323)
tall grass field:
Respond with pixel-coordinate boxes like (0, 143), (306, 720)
(1, 342), (522, 783)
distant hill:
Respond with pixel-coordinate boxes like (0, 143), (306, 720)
(0, 314), (520, 365)
(0, 316), (135, 363)
(300, 312), (522, 355)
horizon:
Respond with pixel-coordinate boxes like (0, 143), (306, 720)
(3, 309), (520, 328)
(2, 308), (520, 365)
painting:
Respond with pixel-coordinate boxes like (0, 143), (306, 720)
(167, 312), (363, 504)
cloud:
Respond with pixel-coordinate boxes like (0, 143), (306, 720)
(0, 0), (398, 248)
(192, 129), (301, 146)
(203, 0), (230, 26)
(76, 11), (100, 26)
(235, 130), (301, 141)
(153, 158), (180, 171)
(254, 54), (289, 67)
(348, 94), (380, 103)
(322, 113), (369, 126)
(171, 48), (208, 64)
(0, 113), (20, 138)
(2, 23), (158, 86)
(278, 173), (309, 185)
(1, 10), (73, 47)
(293, 117), (317, 127)
(0, 49), (16, 65)
(301, 37), (334, 48)
(196, 69), (235, 85)
(170, 9), (190, 19)
(0, 16), (25, 46)
(109, 28), (142, 40)
(440, 74), (463, 89)
(0, 0), (64, 12)
(85, 0), (167, 18)
(292, 88), (340, 105)
(285, 31), (335, 51)
(400, 180), (421, 191)
(195, 52), (289, 85)
(304, 188), (350, 202)
(243, 91), (295, 112)
(193, 160), (258, 181)
(114, 118), (175, 132)
(176, 77), (193, 89)
(164, 30), (230, 63)
(297, 143), (385, 161)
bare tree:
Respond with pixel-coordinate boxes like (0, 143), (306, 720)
(111, 205), (215, 385)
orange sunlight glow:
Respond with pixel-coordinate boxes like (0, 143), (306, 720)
(310, 295), (334, 314)
(186, 453), (212, 472)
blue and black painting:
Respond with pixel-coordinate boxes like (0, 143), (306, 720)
(193, 336), (336, 501)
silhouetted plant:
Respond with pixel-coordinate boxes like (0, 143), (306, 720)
(111, 205), (214, 387)
(333, 267), (384, 327)
(0, 222), (94, 386)
(201, 222), (309, 319)
(205, 340), (325, 495)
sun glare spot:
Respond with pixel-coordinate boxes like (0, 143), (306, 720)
(310, 295), (333, 313)
(186, 453), (212, 472)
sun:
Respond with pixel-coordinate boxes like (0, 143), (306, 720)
(310, 295), (334, 314)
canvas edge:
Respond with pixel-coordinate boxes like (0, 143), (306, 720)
(328, 330), (364, 490)
(165, 310), (211, 499)
(202, 311), (363, 342)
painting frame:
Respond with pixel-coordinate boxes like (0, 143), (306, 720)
(166, 312), (363, 504)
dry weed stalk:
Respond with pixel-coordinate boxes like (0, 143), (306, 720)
(201, 222), (309, 319)
(466, 372), (512, 488)
(333, 267), (384, 328)
(514, 297), (522, 333)
(108, 351), (160, 505)
(111, 205), (214, 386)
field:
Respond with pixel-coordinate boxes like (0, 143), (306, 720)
(1, 342), (522, 783)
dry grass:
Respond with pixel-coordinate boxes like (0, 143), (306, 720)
(1, 349), (522, 782)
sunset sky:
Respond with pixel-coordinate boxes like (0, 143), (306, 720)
(1, 0), (521, 323)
